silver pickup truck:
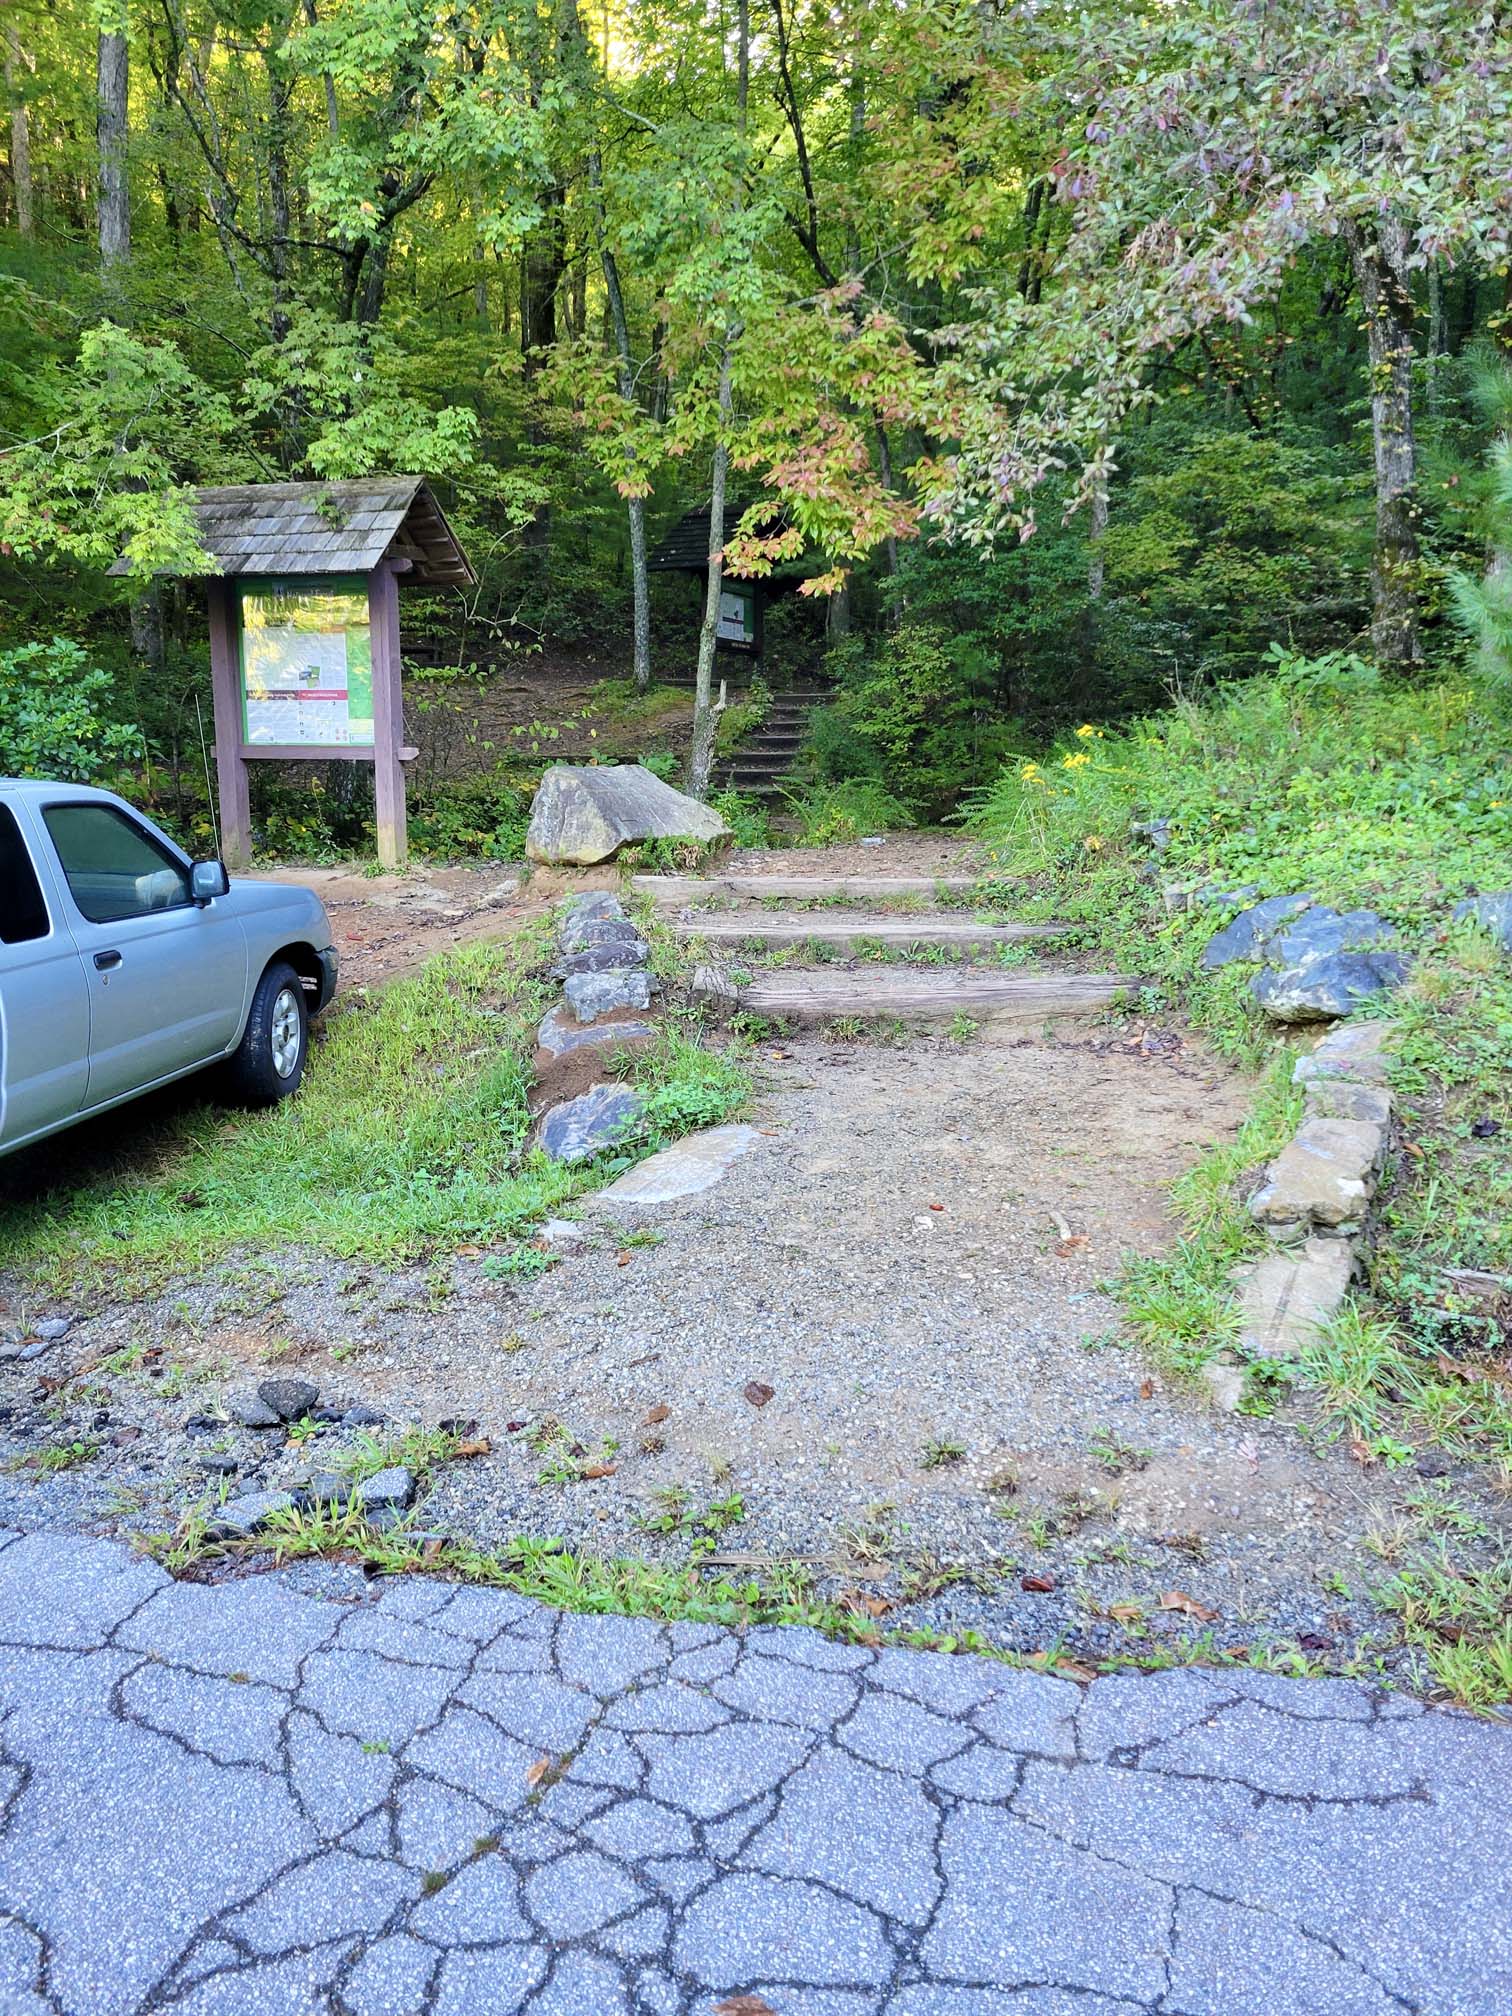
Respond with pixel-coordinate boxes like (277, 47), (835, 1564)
(0, 780), (338, 1157)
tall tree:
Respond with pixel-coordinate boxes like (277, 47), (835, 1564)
(96, 7), (129, 268)
(5, 21), (33, 236)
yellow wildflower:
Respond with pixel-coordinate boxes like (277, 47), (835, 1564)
(1075, 723), (1099, 740)
(1084, 834), (1105, 852)
(1018, 762), (1042, 783)
(1062, 752), (1091, 770)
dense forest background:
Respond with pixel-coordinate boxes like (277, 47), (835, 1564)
(1, 0), (1509, 851)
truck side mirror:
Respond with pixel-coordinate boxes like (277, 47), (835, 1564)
(191, 859), (231, 904)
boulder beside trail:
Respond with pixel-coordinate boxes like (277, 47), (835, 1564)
(527, 764), (730, 865)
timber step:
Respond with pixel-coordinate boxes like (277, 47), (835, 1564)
(692, 964), (1134, 1024)
(635, 873), (984, 902)
(675, 911), (1068, 949)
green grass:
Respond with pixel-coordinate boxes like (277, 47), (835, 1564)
(0, 919), (751, 1289)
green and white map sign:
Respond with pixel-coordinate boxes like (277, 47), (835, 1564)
(239, 577), (375, 748)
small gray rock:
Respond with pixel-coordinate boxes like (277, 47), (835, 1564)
(538, 1218), (587, 1254)
(1266, 906), (1397, 967)
(363, 1506), (408, 1533)
(560, 891), (628, 946)
(1130, 817), (1173, 851)
(1201, 894), (1313, 969)
(1252, 950), (1409, 1022)
(342, 1405), (386, 1429)
(564, 968), (655, 1023)
(305, 1471), (354, 1507)
(553, 936), (649, 978)
(536, 1005), (657, 1059)
(1453, 890), (1512, 953)
(225, 1388), (283, 1430)
(538, 1084), (645, 1165)
(256, 1377), (320, 1422)
(197, 1454), (240, 1477)
(17, 1339), (55, 1363)
(34, 1318), (72, 1341)
(358, 1467), (415, 1514)
(207, 1491), (298, 1541)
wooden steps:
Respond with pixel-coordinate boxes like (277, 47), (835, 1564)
(692, 963), (1134, 1024)
(634, 873), (984, 903)
(675, 911), (1067, 950)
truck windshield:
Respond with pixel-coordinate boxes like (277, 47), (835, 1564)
(0, 805), (50, 945)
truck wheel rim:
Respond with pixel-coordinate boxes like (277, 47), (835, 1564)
(271, 988), (302, 1079)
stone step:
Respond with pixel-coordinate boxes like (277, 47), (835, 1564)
(692, 963), (1133, 1023)
(635, 873), (985, 902)
(675, 911), (1068, 950)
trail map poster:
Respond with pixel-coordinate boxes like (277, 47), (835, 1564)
(716, 584), (755, 647)
(239, 578), (375, 748)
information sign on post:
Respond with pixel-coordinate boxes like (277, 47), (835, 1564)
(112, 479), (475, 875)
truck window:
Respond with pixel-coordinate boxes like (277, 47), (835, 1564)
(42, 803), (191, 925)
(0, 804), (50, 945)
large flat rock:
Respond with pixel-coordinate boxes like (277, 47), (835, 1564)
(1236, 1237), (1356, 1358)
(589, 1124), (760, 1205)
(527, 764), (730, 865)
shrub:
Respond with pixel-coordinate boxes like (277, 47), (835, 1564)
(783, 777), (913, 847)
(0, 637), (143, 782)
(816, 622), (1008, 819)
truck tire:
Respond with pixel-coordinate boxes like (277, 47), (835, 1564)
(227, 961), (309, 1106)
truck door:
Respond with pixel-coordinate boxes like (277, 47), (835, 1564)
(39, 799), (245, 1109)
(0, 799), (90, 1148)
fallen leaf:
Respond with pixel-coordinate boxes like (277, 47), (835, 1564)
(524, 1755), (552, 1789)
(743, 1380), (775, 1408)
(713, 1999), (779, 2016)
(1021, 1572), (1056, 1593)
(1138, 1378), (1155, 1401)
(581, 1462), (618, 1480)
(1401, 1140), (1425, 1159)
(1347, 1435), (1377, 1467)
(1159, 1589), (1219, 1622)
(928, 1202), (944, 1212)
(505, 1419), (526, 1433)
(643, 1403), (671, 1426)
(1053, 1659), (1099, 1684)
(840, 1589), (893, 1619)
(616, 1250), (633, 1267)
(455, 1438), (492, 1459)
(110, 1426), (141, 1448)
(456, 1244), (482, 1260)
(1054, 1235), (1089, 1258)
(1108, 1602), (1144, 1624)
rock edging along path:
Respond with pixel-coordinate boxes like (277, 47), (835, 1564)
(1, 1530), (1509, 2016)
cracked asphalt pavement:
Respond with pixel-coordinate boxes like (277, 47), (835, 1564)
(0, 1530), (1507, 2015)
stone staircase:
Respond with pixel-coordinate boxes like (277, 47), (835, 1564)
(711, 687), (830, 799)
(634, 872), (1136, 1026)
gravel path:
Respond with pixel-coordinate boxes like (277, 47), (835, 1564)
(6, 1013), (1493, 1672)
(1, 1524), (1508, 2015)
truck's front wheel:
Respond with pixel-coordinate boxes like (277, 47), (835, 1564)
(227, 960), (308, 1105)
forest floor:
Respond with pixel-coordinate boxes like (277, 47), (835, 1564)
(2, 839), (1503, 1690)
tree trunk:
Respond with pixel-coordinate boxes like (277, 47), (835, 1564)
(5, 25), (32, 236)
(1087, 474), (1108, 601)
(688, 347), (734, 799)
(1349, 219), (1422, 669)
(97, 29), (130, 269)
(590, 143), (651, 693)
(263, 50), (294, 343)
